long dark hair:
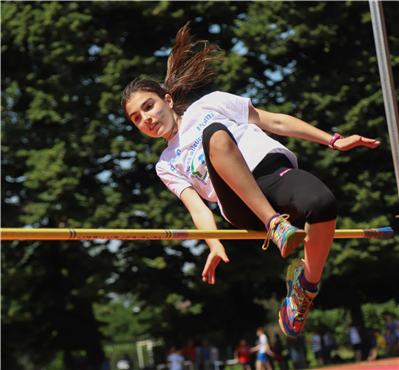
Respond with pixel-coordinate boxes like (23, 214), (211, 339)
(121, 22), (224, 117)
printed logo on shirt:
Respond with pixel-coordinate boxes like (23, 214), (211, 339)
(196, 113), (215, 131)
(191, 152), (208, 181)
(186, 135), (209, 185)
(169, 149), (182, 172)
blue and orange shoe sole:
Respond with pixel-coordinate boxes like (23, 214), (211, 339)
(280, 230), (306, 258)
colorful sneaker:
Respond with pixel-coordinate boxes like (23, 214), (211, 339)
(278, 258), (318, 337)
(262, 214), (306, 258)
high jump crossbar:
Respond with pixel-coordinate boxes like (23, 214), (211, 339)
(0, 227), (393, 241)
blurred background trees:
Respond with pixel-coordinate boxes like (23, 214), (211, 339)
(2, 1), (398, 369)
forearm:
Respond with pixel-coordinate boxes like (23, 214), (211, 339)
(190, 207), (223, 251)
(258, 109), (332, 145)
(249, 107), (331, 144)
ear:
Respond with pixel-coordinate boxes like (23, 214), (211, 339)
(165, 94), (174, 109)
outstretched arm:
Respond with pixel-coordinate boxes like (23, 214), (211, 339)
(180, 187), (229, 285)
(248, 106), (380, 150)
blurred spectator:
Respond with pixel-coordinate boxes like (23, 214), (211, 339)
(168, 349), (185, 370)
(349, 325), (362, 362)
(272, 334), (287, 370)
(210, 343), (219, 370)
(117, 353), (134, 370)
(200, 340), (212, 370)
(286, 334), (306, 370)
(384, 313), (396, 333)
(168, 346), (177, 358)
(250, 327), (275, 370)
(310, 329), (324, 368)
(184, 340), (197, 368)
(102, 357), (111, 370)
(367, 329), (387, 361)
(234, 339), (252, 370)
(359, 325), (373, 362)
(322, 327), (335, 365)
(384, 326), (397, 357)
(393, 314), (399, 346)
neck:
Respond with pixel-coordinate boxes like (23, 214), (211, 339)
(167, 113), (181, 141)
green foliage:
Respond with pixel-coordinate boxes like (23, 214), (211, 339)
(305, 300), (399, 348)
(93, 294), (154, 342)
(2, 1), (398, 369)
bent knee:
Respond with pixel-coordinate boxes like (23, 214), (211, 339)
(203, 123), (237, 157)
(306, 190), (337, 224)
(209, 130), (235, 149)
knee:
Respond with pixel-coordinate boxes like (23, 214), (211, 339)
(307, 190), (337, 224)
(209, 130), (235, 151)
(203, 125), (236, 159)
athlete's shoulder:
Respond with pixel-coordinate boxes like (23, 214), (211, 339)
(189, 91), (240, 107)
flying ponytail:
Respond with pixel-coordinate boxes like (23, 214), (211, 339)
(121, 22), (224, 117)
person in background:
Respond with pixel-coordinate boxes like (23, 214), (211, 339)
(384, 326), (397, 357)
(200, 340), (212, 370)
(272, 334), (287, 370)
(287, 334), (306, 370)
(368, 329), (387, 361)
(234, 339), (252, 370)
(168, 349), (185, 370)
(310, 329), (324, 368)
(392, 314), (399, 348)
(349, 325), (362, 362)
(184, 340), (197, 370)
(250, 327), (275, 370)
(209, 342), (219, 370)
(321, 326), (335, 365)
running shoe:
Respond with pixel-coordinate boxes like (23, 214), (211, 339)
(262, 214), (306, 258)
(278, 258), (318, 337)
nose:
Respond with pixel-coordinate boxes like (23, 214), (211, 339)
(142, 113), (152, 125)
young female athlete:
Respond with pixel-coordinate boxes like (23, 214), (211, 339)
(121, 23), (380, 337)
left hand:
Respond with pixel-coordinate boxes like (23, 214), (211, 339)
(334, 135), (380, 151)
(202, 243), (230, 285)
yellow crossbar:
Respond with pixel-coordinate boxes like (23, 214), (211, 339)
(0, 227), (393, 241)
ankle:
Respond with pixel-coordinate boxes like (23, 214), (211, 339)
(265, 213), (281, 231)
(300, 271), (319, 293)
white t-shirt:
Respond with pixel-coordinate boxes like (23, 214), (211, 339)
(258, 333), (268, 354)
(167, 353), (184, 370)
(156, 91), (298, 215)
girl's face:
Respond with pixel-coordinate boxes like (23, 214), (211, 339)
(125, 91), (176, 139)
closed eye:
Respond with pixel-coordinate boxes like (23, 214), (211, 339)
(144, 102), (154, 111)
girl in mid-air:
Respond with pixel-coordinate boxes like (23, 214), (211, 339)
(121, 23), (380, 337)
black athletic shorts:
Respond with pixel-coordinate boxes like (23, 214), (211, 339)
(202, 123), (337, 230)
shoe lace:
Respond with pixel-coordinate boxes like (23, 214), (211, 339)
(293, 285), (314, 319)
(262, 214), (291, 251)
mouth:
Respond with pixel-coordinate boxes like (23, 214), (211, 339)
(149, 122), (159, 131)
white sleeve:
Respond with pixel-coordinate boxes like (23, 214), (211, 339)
(156, 160), (192, 199)
(203, 91), (253, 124)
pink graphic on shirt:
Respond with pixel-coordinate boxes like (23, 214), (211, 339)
(279, 169), (292, 177)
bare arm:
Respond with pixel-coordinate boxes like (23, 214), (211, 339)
(265, 342), (275, 357)
(180, 187), (229, 285)
(248, 106), (380, 150)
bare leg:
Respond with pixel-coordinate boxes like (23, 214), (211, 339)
(303, 220), (336, 283)
(208, 131), (276, 224)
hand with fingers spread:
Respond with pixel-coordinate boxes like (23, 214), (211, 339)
(333, 135), (380, 151)
(202, 242), (230, 285)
